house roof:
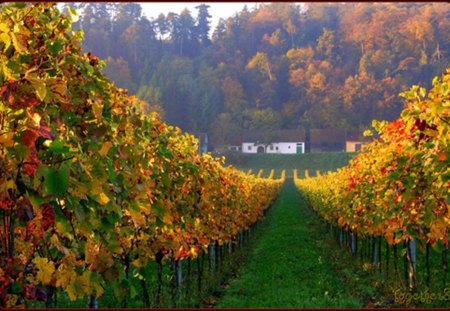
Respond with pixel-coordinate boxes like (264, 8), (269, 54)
(310, 129), (346, 143)
(345, 130), (371, 142)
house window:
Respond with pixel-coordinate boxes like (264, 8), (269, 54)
(288, 146), (291, 149)
(276, 147), (279, 150)
(248, 145), (252, 151)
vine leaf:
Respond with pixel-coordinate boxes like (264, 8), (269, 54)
(0, 132), (14, 147)
(34, 257), (55, 285)
(27, 77), (47, 101)
(44, 164), (70, 196)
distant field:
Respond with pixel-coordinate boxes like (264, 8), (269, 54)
(224, 152), (357, 178)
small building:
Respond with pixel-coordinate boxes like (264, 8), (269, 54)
(345, 131), (370, 152)
(346, 141), (368, 152)
(310, 128), (346, 152)
(226, 145), (241, 152)
(242, 142), (305, 154)
(240, 130), (305, 154)
(216, 128), (371, 154)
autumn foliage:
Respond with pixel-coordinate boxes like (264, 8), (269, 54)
(0, 3), (282, 307)
(295, 69), (450, 248)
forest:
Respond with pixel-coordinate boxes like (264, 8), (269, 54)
(68, 2), (449, 148)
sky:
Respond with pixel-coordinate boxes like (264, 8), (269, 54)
(139, 2), (267, 31)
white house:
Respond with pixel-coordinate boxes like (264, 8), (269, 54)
(242, 142), (305, 154)
(239, 130), (306, 154)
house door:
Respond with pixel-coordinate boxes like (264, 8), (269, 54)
(355, 143), (362, 152)
(296, 143), (304, 154)
(257, 146), (265, 153)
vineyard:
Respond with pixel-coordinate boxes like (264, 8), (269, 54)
(1, 2), (450, 309)
(295, 70), (450, 293)
(0, 3), (283, 308)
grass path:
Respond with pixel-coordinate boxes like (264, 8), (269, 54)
(216, 178), (363, 308)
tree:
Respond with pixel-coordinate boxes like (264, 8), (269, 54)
(316, 28), (338, 62)
(210, 113), (242, 147)
(150, 55), (194, 130)
(72, 1), (450, 148)
(136, 85), (166, 117)
(247, 52), (275, 81)
(103, 56), (136, 92)
(244, 108), (282, 130)
(154, 13), (169, 41)
(195, 4), (212, 46)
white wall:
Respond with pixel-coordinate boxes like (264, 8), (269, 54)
(242, 142), (305, 154)
(242, 142), (261, 153)
(266, 142), (297, 154)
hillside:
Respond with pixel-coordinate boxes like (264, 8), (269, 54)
(70, 2), (450, 149)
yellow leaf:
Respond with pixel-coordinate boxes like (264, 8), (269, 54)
(27, 76), (47, 101)
(31, 113), (41, 127)
(190, 247), (198, 258)
(163, 213), (173, 225)
(11, 32), (27, 53)
(0, 179), (14, 201)
(0, 132), (14, 147)
(98, 141), (112, 157)
(132, 257), (146, 268)
(5, 295), (18, 307)
(34, 257), (55, 286)
(89, 181), (103, 195)
(428, 219), (446, 241)
(0, 33), (11, 51)
(96, 192), (110, 205)
(84, 239), (98, 265)
(127, 208), (146, 226)
(91, 99), (103, 122)
(55, 265), (76, 289)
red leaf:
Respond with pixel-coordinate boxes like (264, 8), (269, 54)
(0, 199), (14, 209)
(41, 203), (55, 231)
(23, 149), (40, 177)
(38, 125), (54, 140)
(21, 129), (39, 147)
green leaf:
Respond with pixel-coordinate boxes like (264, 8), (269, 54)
(44, 164), (70, 196)
(12, 144), (30, 161)
(106, 158), (116, 182)
(12, 3), (27, 8)
(107, 237), (121, 252)
(152, 201), (165, 217)
(6, 60), (19, 72)
(11, 282), (21, 294)
(130, 284), (138, 299)
(49, 140), (69, 155)
(48, 40), (63, 56)
(27, 191), (44, 209)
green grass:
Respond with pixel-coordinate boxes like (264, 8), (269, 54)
(216, 179), (363, 308)
(224, 152), (356, 178)
(216, 179), (450, 308)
